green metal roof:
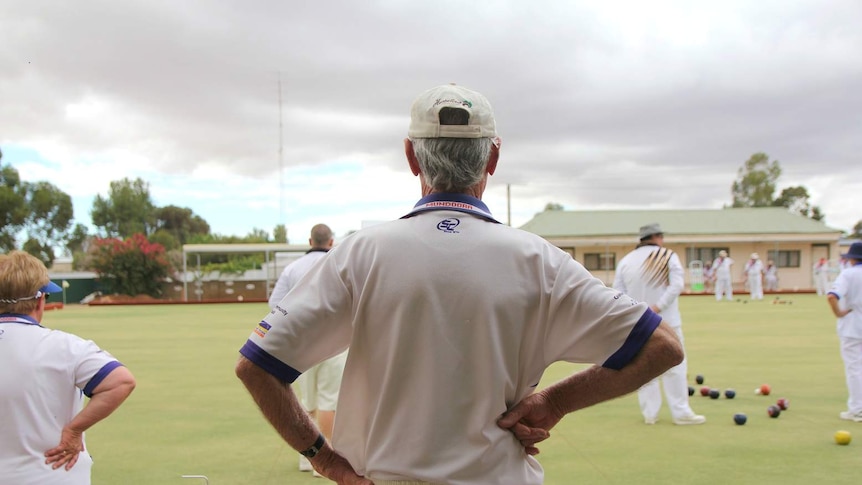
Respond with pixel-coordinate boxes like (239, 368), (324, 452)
(519, 208), (842, 238)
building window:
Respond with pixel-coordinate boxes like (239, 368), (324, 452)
(685, 247), (729, 265)
(584, 253), (616, 271)
(767, 250), (800, 268)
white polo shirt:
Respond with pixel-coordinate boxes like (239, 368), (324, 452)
(241, 194), (659, 485)
(268, 249), (328, 308)
(744, 259), (763, 277)
(828, 263), (862, 339)
(0, 314), (123, 485)
(713, 256), (734, 279)
(613, 244), (684, 328)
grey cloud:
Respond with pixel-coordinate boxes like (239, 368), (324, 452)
(3, 0), (861, 231)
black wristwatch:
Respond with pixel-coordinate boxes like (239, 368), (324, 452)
(299, 433), (326, 458)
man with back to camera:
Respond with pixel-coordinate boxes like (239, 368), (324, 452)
(269, 223), (347, 476)
(826, 241), (862, 423)
(235, 84), (684, 484)
(613, 224), (705, 426)
(0, 251), (136, 484)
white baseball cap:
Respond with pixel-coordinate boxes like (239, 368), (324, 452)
(408, 84), (497, 139)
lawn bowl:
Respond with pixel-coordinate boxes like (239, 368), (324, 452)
(767, 405), (781, 418)
(834, 430), (851, 445)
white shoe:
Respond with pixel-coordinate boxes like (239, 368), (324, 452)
(839, 410), (862, 422)
(299, 455), (313, 472)
(644, 417), (658, 425)
(673, 414), (706, 425)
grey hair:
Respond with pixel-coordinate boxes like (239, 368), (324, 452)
(410, 137), (494, 192)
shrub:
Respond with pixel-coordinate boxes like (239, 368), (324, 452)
(90, 233), (172, 297)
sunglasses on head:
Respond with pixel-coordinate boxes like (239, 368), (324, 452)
(0, 290), (49, 305)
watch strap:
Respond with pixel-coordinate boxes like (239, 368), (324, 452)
(299, 433), (326, 458)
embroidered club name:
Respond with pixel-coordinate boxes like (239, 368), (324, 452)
(254, 321), (272, 338)
(424, 201), (473, 210)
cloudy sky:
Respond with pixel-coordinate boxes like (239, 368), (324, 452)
(3, 0), (861, 244)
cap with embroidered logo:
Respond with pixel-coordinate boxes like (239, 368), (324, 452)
(408, 84), (497, 139)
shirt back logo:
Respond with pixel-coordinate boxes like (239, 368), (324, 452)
(437, 218), (461, 233)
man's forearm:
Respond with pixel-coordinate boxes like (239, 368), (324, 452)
(542, 321), (683, 416)
(235, 356), (320, 452)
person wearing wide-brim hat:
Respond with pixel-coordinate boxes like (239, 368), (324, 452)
(827, 242), (862, 422)
(614, 223), (706, 426)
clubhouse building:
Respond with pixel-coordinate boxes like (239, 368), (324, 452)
(519, 207), (844, 293)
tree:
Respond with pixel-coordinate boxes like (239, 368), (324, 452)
(67, 223), (92, 270)
(155, 205), (210, 246)
(773, 186), (824, 221)
(851, 220), (862, 239)
(89, 233), (172, 297)
(273, 224), (287, 243)
(731, 152), (781, 208)
(1, 155), (76, 266)
(245, 227), (270, 243)
(0, 160), (28, 252)
(730, 152), (825, 221)
(544, 202), (565, 211)
(21, 181), (74, 265)
(66, 223), (90, 255)
(148, 229), (180, 251)
(92, 178), (157, 238)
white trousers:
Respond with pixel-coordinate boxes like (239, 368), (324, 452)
(639, 326), (696, 420)
(840, 336), (862, 414)
(715, 277), (733, 301)
(296, 350), (348, 411)
(748, 274), (763, 299)
(816, 273), (830, 295)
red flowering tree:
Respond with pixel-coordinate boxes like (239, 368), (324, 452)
(90, 233), (172, 297)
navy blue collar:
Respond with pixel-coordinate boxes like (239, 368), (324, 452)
(402, 193), (500, 224)
(0, 313), (42, 326)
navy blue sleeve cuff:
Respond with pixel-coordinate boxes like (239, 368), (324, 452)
(239, 340), (302, 383)
(602, 309), (663, 370)
(827, 291), (840, 299)
(83, 361), (124, 397)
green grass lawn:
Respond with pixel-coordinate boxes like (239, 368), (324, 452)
(39, 294), (861, 484)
